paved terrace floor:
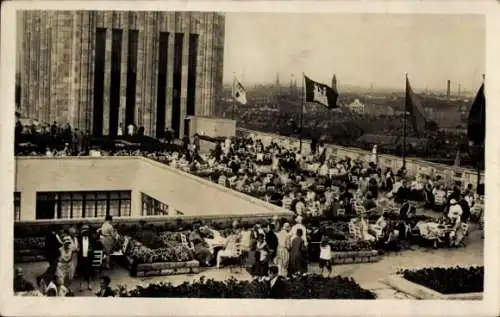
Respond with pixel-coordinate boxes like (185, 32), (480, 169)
(18, 221), (483, 299)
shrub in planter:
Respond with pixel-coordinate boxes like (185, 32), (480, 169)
(399, 266), (484, 294)
(117, 274), (376, 299)
(14, 237), (46, 251)
(126, 239), (194, 264)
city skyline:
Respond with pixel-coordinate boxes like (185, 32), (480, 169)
(223, 13), (485, 91)
(16, 12), (485, 92)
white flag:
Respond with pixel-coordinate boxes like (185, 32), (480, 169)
(232, 77), (247, 105)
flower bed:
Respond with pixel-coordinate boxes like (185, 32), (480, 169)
(400, 266), (484, 295)
(14, 237), (46, 262)
(116, 274), (376, 299)
(385, 266), (484, 300)
(122, 230), (200, 277)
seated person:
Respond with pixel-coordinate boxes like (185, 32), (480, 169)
(363, 194), (377, 211)
(14, 267), (36, 293)
(216, 230), (240, 268)
(370, 212), (388, 239)
(189, 224), (213, 266)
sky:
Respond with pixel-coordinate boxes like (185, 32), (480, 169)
(16, 12), (485, 92)
(223, 13), (485, 91)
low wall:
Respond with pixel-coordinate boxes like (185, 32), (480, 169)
(188, 116), (236, 139)
(237, 128), (484, 189)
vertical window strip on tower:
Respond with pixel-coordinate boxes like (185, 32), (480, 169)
(156, 32), (169, 138)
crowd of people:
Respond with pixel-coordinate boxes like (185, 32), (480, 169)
(14, 119), (484, 296)
(15, 215), (119, 297)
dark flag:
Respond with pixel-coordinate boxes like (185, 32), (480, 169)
(304, 75), (339, 109)
(467, 83), (485, 146)
(405, 76), (428, 136)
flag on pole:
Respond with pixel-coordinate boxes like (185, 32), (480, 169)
(467, 83), (485, 146)
(232, 77), (247, 105)
(304, 75), (339, 109)
(405, 75), (428, 136)
(454, 150), (461, 167)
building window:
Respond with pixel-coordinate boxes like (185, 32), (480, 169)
(125, 30), (138, 127)
(186, 34), (198, 117)
(14, 192), (20, 222)
(171, 33), (184, 139)
(141, 193), (169, 216)
(109, 29), (123, 136)
(93, 28), (107, 136)
(36, 191), (132, 219)
(156, 32), (169, 138)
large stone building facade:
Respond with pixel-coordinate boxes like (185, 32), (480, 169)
(18, 11), (225, 138)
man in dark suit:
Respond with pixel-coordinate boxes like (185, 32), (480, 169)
(268, 266), (289, 299)
(265, 224), (278, 263)
(37, 226), (62, 287)
(96, 276), (115, 297)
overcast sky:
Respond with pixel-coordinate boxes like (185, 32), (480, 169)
(16, 12), (485, 92)
(223, 13), (485, 91)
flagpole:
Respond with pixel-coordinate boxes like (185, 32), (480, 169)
(232, 73), (236, 120)
(476, 73), (485, 194)
(402, 73), (407, 170)
(299, 73), (305, 153)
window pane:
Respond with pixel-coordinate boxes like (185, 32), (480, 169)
(61, 193), (71, 201)
(121, 199), (131, 217)
(60, 200), (71, 219)
(72, 193), (83, 201)
(109, 192), (120, 200)
(109, 200), (120, 217)
(85, 192), (96, 200)
(72, 200), (83, 218)
(96, 192), (108, 200)
(96, 200), (107, 218)
(85, 200), (96, 218)
(121, 191), (131, 199)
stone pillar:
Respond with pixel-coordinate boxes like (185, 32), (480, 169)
(131, 190), (142, 217)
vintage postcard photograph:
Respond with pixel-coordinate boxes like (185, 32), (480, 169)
(1, 1), (499, 317)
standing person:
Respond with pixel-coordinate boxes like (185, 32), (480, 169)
(288, 229), (308, 277)
(78, 225), (94, 291)
(275, 223), (291, 276)
(38, 226), (63, 286)
(265, 223), (278, 264)
(68, 227), (79, 281)
(96, 276), (115, 297)
(290, 216), (308, 247)
(56, 235), (76, 288)
(98, 215), (117, 269)
(255, 234), (269, 277)
(318, 237), (332, 277)
(268, 266), (289, 299)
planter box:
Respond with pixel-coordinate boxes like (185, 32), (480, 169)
(15, 250), (46, 262)
(384, 274), (483, 300)
(332, 250), (380, 265)
(126, 256), (201, 277)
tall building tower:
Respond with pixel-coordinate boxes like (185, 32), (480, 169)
(275, 72), (280, 88)
(446, 80), (451, 98)
(458, 83), (461, 97)
(19, 11), (225, 138)
(331, 74), (337, 91)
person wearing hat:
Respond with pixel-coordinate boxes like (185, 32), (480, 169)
(68, 227), (79, 281)
(55, 234), (76, 288)
(275, 223), (291, 276)
(447, 199), (463, 227)
(14, 267), (36, 293)
(289, 216), (308, 246)
(78, 225), (95, 291)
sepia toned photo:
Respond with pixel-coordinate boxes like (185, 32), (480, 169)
(3, 2), (497, 315)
